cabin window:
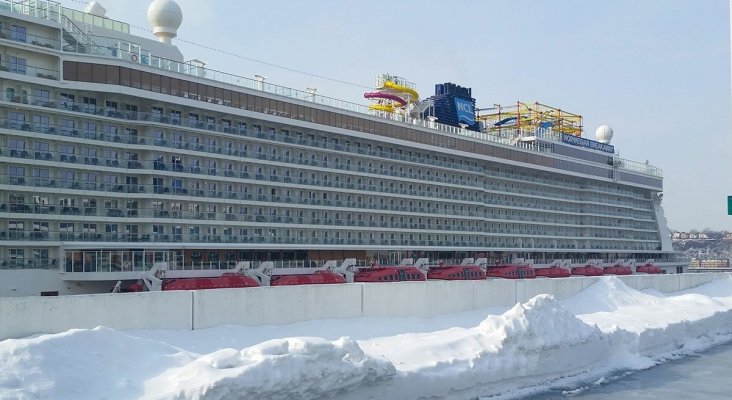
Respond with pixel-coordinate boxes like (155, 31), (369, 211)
(91, 64), (105, 83)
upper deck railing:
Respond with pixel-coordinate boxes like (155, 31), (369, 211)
(0, 0), (662, 179)
(0, 0), (128, 33)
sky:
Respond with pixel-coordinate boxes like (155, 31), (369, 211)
(3, 276), (732, 399)
(59, 0), (732, 231)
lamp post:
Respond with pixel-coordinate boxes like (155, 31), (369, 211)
(306, 87), (317, 102)
(427, 116), (438, 129)
(254, 74), (266, 91)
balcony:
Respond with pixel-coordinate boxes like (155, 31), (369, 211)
(0, 60), (59, 80)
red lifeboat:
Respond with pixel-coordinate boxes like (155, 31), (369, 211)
(485, 264), (536, 279)
(270, 270), (346, 286)
(354, 259), (426, 283)
(161, 273), (260, 291)
(636, 262), (663, 274)
(534, 266), (571, 278)
(125, 282), (144, 292)
(427, 263), (486, 280)
(354, 266), (426, 282)
(571, 263), (605, 276)
(603, 263), (633, 275)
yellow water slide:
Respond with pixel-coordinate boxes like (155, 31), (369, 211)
(364, 75), (420, 113)
(383, 80), (419, 103)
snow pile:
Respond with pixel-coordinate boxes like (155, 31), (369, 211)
(0, 327), (193, 400)
(352, 295), (614, 400)
(2, 276), (732, 400)
(567, 277), (732, 358)
(478, 295), (612, 376)
(562, 275), (663, 314)
(143, 337), (395, 400)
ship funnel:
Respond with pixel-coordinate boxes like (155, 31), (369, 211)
(147, 0), (183, 45)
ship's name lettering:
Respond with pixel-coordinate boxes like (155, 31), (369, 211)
(560, 133), (614, 153)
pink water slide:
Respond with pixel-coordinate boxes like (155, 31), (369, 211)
(363, 91), (407, 107)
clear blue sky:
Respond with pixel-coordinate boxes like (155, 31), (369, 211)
(62, 0), (732, 231)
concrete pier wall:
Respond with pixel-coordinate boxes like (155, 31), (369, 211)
(1, 273), (727, 341)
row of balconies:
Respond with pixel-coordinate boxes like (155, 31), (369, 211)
(0, 258), (56, 270)
(0, 220), (660, 242)
(0, 128), (488, 190)
(0, 192), (656, 228)
(0, 166), (658, 221)
(0, 58), (58, 79)
(0, 174), (649, 221)
(0, 149), (656, 217)
(0, 167), (659, 219)
(2, 101), (485, 180)
(0, 230), (660, 248)
(0, 224), (660, 246)
(0, 93), (655, 201)
(483, 185), (652, 212)
(0, 137), (643, 218)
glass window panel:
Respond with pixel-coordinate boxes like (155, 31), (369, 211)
(151, 73), (160, 92)
(170, 78), (179, 96)
(120, 67), (130, 86)
(63, 61), (78, 81)
(77, 63), (91, 81)
(105, 65), (119, 84)
(129, 68), (141, 88)
(160, 75), (170, 94)
(140, 71), (151, 90)
(91, 64), (105, 83)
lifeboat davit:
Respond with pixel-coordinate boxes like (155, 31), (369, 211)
(270, 270), (346, 286)
(161, 273), (260, 291)
(636, 262), (663, 274)
(534, 266), (572, 278)
(571, 263), (605, 276)
(485, 264), (536, 279)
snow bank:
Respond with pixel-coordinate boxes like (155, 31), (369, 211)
(0, 327), (194, 400)
(349, 295), (615, 400)
(143, 337), (395, 400)
(2, 276), (732, 400)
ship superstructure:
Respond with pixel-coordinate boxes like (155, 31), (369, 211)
(0, 0), (681, 296)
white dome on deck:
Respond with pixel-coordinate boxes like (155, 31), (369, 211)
(595, 124), (614, 144)
(147, 0), (183, 44)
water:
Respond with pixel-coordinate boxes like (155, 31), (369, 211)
(520, 341), (732, 399)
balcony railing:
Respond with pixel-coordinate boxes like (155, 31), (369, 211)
(0, 60), (58, 79)
(0, 25), (60, 49)
(0, 0), (128, 33)
(0, 228), (663, 253)
(0, 257), (57, 270)
(0, 95), (664, 189)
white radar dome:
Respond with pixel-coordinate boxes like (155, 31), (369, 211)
(595, 124), (614, 144)
(147, 0), (183, 45)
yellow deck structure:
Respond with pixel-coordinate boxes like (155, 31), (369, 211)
(477, 102), (583, 137)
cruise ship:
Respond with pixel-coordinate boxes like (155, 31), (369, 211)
(0, 0), (682, 297)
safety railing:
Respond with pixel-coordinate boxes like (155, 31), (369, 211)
(0, 60), (58, 79)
